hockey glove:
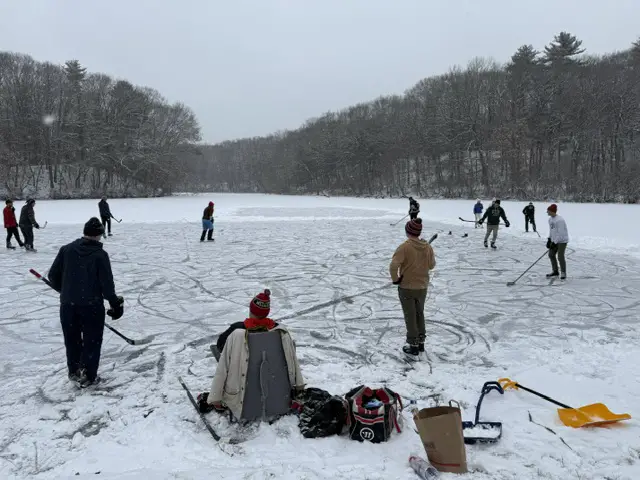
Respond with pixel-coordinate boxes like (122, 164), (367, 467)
(478, 220), (483, 226)
(107, 296), (124, 320)
(196, 392), (215, 413)
(546, 238), (551, 249)
(504, 220), (510, 228)
(34, 223), (40, 229)
(392, 275), (403, 285)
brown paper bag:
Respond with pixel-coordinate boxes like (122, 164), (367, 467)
(413, 405), (468, 474)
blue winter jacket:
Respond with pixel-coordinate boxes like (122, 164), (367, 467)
(473, 202), (483, 214)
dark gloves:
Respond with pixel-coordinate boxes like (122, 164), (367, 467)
(197, 392), (215, 413)
(107, 296), (124, 320)
(197, 392), (226, 413)
(478, 219), (483, 225)
(504, 220), (510, 228)
(392, 275), (403, 285)
(34, 223), (40, 229)
(546, 239), (556, 249)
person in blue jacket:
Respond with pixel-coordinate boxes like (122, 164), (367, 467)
(473, 199), (483, 228)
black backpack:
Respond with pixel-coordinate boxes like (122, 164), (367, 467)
(295, 388), (347, 439)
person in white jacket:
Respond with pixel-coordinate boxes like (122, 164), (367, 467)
(196, 289), (304, 419)
(546, 204), (569, 279)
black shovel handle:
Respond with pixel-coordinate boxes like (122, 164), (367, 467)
(473, 381), (504, 425)
(513, 383), (572, 409)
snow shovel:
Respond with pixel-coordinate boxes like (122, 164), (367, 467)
(462, 381), (503, 444)
(498, 378), (631, 428)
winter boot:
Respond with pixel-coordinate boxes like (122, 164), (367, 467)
(403, 344), (419, 360)
(490, 242), (497, 249)
(207, 230), (214, 241)
(6, 242), (15, 250)
(418, 343), (425, 353)
(484, 240), (488, 248)
(200, 230), (206, 242)
(560, 272), (566, 280)
(68, 369), (83, 384)
(546, 271), (559, 278)
(108, 233), (113, 237)
(76, 369), (101, 388)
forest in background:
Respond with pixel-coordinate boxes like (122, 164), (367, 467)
(2, 31), (640, 202)
(182, 32), (640, 203)
(0, 54), (199, 198)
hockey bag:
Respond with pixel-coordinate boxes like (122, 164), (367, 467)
(345, 385), (402, 443)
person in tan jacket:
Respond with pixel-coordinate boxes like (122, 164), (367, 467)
(197, 289), (304, 419)
(389, 218), (436, 359)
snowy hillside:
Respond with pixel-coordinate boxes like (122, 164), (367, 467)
(1, 194), (639, 479)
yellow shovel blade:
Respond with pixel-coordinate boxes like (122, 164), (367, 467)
(557, 403), (632, 428)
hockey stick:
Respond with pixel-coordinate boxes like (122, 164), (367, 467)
(29, 269), (151, 345)
(390, 214), (409, 226)
(112, 217), (122, 223)
(178, 376), (221, 441)
(506, 250), (549, 286)
(39, 221), (48, 230)
(459, 217), (506, 226)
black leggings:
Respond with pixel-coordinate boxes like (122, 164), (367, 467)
(6, 227), (23, 246)
(101, 216), (111, 234)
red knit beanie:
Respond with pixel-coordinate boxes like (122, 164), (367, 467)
(209, 201), (214, 206)
(547, 203), (557, 213)
(405, 218), (423, 237)
(250, 289), (271, 318)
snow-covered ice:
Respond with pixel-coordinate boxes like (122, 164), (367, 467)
(1, 193), (639, 479)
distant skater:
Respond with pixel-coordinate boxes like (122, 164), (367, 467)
(19, 198), (40, 252)
(478, 199), (510, 249)
(473, 199), (483, 228)
(546, 204), (569, 280)
(4, 199), (24, 249)
(98, 196), (116, 238)
(201, 201), (215, 242)
(523, 202), (536, 233)
(408, 197), (420, 220)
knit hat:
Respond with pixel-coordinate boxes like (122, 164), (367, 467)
(250, 289), (271, 318)
(83, 217), (105, 237)
(209, 201), (214, 206)
(405, 218), (423, 237)
(547, 204), (557, 213)
(26, 198), (35, 205)
(495, 199), (501, 205)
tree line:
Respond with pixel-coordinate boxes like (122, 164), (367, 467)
(0, 53), (200, 198)
(182, 32), (640, 202)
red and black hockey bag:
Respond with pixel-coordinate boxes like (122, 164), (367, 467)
(345, 385), (402, 443)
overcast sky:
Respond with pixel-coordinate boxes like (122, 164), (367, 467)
(1, 0), (638, 143)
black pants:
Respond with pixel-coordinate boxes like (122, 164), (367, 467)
(409, 212), (418, 220)
(60, 304), (105, 381)
(101, 216), (111, 234)
(5, 227), (23, 246)
(525, 216), (536, 232)
(19, 225), (34, 248)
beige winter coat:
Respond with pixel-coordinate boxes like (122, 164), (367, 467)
(389, 237), (436, 289)
(207, 325), (304, 420)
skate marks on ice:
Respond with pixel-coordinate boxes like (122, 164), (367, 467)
(2, 220), (640, 478)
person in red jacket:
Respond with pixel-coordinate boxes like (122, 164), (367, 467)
(3, 200), (24, 249)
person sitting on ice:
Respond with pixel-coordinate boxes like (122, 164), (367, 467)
(197, 289), (304, 416)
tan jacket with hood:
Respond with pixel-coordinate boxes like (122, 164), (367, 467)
(207, 325), (304, 419)
(389, 237), (436, 289)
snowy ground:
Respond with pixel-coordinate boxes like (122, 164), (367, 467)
(1, 194), (639, 479)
